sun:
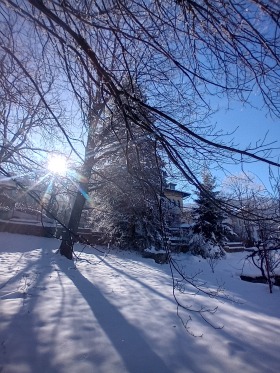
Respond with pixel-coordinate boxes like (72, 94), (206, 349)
(47, 154), (68, 176)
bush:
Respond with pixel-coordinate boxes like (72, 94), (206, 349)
(188, 232), (225, 259)
(0, 193), (15, 209)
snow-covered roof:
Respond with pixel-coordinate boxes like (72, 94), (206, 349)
(164, 188), (190, 199)
(0, 176), (17, 189)
(180, 223), (193, 228)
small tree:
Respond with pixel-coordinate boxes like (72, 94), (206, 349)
(191, 171), (229, 257)
(223, 173), (280, 292)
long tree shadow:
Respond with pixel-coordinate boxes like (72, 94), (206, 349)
(0, 247), (65, 373)
(57, 257), (172, 373)
(100, 256), (175, 303)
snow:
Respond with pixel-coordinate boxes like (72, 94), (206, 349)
(0, 232), (279, 373)
(0, 219), (57, 227)
(144, 246), (166, 254)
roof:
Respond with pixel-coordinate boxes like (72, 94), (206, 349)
(164, 188), (190, 199)
(0, 176), (17, 189)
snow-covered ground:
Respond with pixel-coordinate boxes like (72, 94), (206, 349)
(0, 232), (279, 373)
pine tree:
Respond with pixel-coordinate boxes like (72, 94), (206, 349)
(191, 171), (228, 256)
(91, 80), (164, 250)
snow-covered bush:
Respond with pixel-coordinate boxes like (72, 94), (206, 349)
(0, 193), (15, 209)
(94, 203), (164, 251)
(188, 232), (225, 259)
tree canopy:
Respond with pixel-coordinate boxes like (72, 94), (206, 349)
(1, 0), (280, 258)
(1, 1), (279, 178)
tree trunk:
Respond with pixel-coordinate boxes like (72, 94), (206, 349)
(263, 243), (273, 294)
(59, 168), (91, 259)
(58, 93), (105, 260)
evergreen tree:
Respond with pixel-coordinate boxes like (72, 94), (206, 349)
(91, 81), (164, 250)
(191, 171), (228, 256)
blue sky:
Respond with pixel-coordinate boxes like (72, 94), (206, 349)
(209, 96), (280, 191)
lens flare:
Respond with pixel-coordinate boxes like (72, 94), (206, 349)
(47, 154), (68, 176)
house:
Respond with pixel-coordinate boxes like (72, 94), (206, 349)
(0, 175), (18, 218)
(0, 175), (18, 192)
(164, 183), (190, 227)
(0, 174), (54, 223)
(164, 183), (189, 208)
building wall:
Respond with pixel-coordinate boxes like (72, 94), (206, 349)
(163, 186), (189, 227)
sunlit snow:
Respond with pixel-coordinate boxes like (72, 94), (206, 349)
(0, 232), (279, 373)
